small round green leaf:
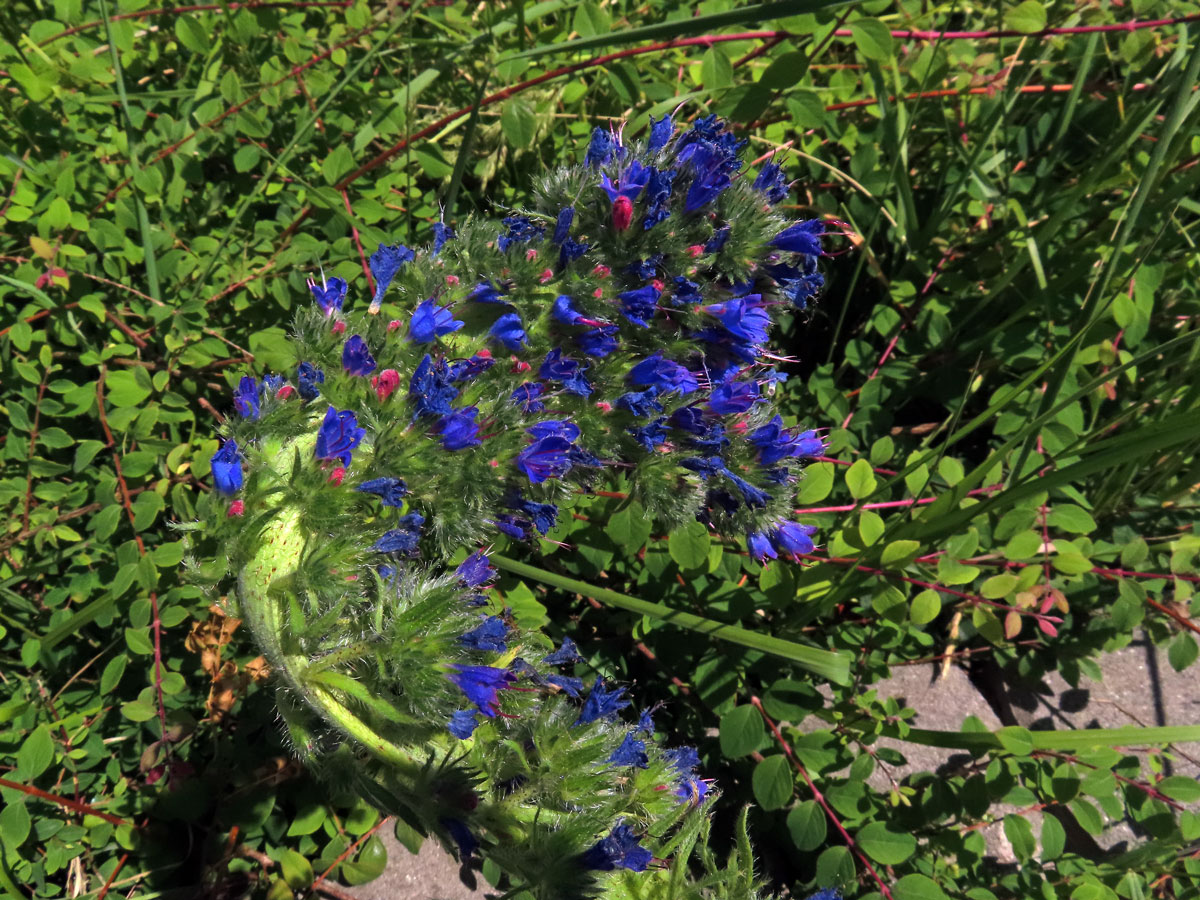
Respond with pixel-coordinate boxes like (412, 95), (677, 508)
(786, 800), (827, 851)
(849, 18), (893, 61)
(719, 705), (765, 759)
(856, 821), (916, 864)
(752, 754), (793, 810)
(845, 458), (877, 500)
(1004, 0), (1048, 33)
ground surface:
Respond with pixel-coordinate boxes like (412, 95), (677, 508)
(346, 633), (1199, 898)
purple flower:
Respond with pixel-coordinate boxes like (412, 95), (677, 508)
(494, 515), (528, 540)
(552, 207), (575, 243)
(372, 512), (425, 554)
(559, 237), (589, 266)
(552, 294), (597, 327)
(516, 436), (574, 484)
(665, 746), (710, 803)
(432, 223), (454, 256)
(681, 142), (734, 212)
(459, 616), (509, 653)
(498, 215), (544, 252)
(708, 380), (758, 415)
(433, 407), (481, 451)
(636, 707), (656, 734)
(297, 362), (324, 400)
(448, 353), (494, 382)
(342, 335), (377, 376)
(705, 224), (731, 253)
(608, 733), (649, 768)
(369, 244), (415, 309)
(211, 440), (243, 495)
(702, 297), (770, 345)
(456, 551), (494, 587)
(526, 419), (580, 442)
(630, 418), (668, 452)
(489, 312), (527, 351)
(618, 285), (660, 327)
(233, 376), (260, 419)
(539, 349), (592, 397)
(409, 355), (458, 419)
(629, 353), (699, 395)
(599, 160), (651, 204)
(615, 388), (662, 418)
(747, 531), (776, 562)
(772, 218), (824, 256)
(585, 127), (619, 168)
(315, 406), (366, 466)
(467, 280), (509, 304)
(510, 382), (546, 414)
(576, 678), (630, 726)
(410, 299), (464, 343)
(448, 664), (515, 716)
(750, 416), (824, 464)
(357, 476), (408, 507)
(576, 325), (620, 358)
(642, 167), (676, 229)
(309, 276), (347, 315)
(723, 471), (771, 508)
(580, 825), (652, 872)
(670, 406), (706, 435)
(547, 674), (584, 697)
(543, 636), (582, 666)
(767, 258), (825, 309)
(441, 818), (478, 859)
(753, 162), (790, 204)
(647, 113), (674, 152)
(448, 709), (479, 739)
(260, 374), (285, 394)
(771, 521), (817, 560)
(506, 495), (558, 535)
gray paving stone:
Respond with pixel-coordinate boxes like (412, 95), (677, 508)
(345, 831), (488, 900)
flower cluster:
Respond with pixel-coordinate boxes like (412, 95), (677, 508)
(202, 113), (830, 900)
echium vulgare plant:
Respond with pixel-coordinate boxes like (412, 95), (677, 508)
(193, 114), (834, 899)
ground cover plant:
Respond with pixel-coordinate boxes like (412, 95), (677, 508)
(2, 1), (1200, 899)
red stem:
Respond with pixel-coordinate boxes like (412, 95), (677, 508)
(342, 189), (374, 296)
(832, 15), (1200, 42)
(795, 482), (1002, 515)
(0, 775), (134, 827)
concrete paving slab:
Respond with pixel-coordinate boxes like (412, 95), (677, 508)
(345, 831), (488, 900)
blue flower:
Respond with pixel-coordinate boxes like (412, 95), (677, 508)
(342, 335), (377, 376)
(747, 531), (776, 562)
(680, 456), (726, 480)
(441, 818), (479, 859)
(467, 280), (509, 304)
(702, 297), (770, 345)
(539, 349), (592, 397)
(506, 495), (558, 535)
(543, 636), (582, 666)
(629, 353), (699, 395)
(599, 160), (651, 203)
(559, 237), (589, 266)
(669, 406), (706, 435)
(672, 276), (701, 305)
(233, 376), (260, 419)
(723, 470), (771, 508)
(766, 258), (825, 309)
(630, 418), (668, 452)
(665, 745), (710, 803)
(708, 380), (758, 415)
(456, 551), (494, 587)
(516, 436), (574, 484)
(580, 824), (652, 872)
(647, 113), (674, 152)
(576, 325), (620, 358)
(772, 218), (824, 256)
(448, 709), (479, 739)
(636, 707), (656, 734)
(459, 616), (509, 653)
(372, 512), (425, 554)
(552, 207), (575, 244)
(433, 407), (481, 451)
(806, 890), (843, 900)
(552, 294), (595, 327)
(626, 255), (662, 280)
(681, 142), (734, 212)
(448, 664), (515, 716)
(546, 674), (585, 697)
(771, 521), (817, 560)
(432, 223), (454, 256)
(576, 677), (630, 726)
(447, 352), (495, 382)
(749, 416), (824, 464)
(409, 355), (458, 419)
(489, 312), (527, 351)
(315, 406), (366, 466)
(615, 388), (662, 418)
(309, 276), (347, 315)
(608, 733), (649, 768)
(753, 162), (790, 204)
(493, 515), (529, 540)
(510, 382), (546, 414)
(585, 127), (619, 168)
(526, 419), (580, 441)
(261, 374), (284, 395)
(642, 167), (676, 230)
(410, 298), (464, 343)
(297, 362), (325, 400)
(211, 440), (243, 495)
(705, 224), (731, 253)
(357, 476), (408, 507)
(498, 215), (545, 252)
(619, 285), (660, 327)
(369, 244), (414, 310)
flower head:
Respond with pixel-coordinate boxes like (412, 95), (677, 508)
(369, 244), (415, 310)
(543, 636), (582, 666)
(608, 733), (649, 768)
(357, 476), (408, 507)
(409, 355), (458, 419)
(618, 285), (660, 327)
(342, 335), (377, 376)
(516, 436), (574, 484)
(410, 298), (464, 343)
(576, 677), (630, 726)
(628, 353), (698, 395)
(456, 551), (495, 587)
(315, 406), (366, 466)
(433, 407), (482, 451)
(459, 616), (509, 653)
(489, 312), (527, 351)
(539, 349), (592, 397)
(448, 664), (515, 716)
(580, 824), (652, 872)
(297, 362), (324, 400)
(772, 218), (824, 256)
(233, 376), (260, 419)
(309, 276), (347, 315)
(647, 113), (674, 152)
(211, 440), (243, 495)
(372, 512), (425, 554)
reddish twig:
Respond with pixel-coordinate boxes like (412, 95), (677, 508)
(309, 815), (391, 892)
(814, 456), (898, 477)
(95, 852), (130, 900)
(823, 80), (1161, 112)
(22, 372), (49, 533)
(832, 15), (1200, 42)
(795, 483), (1002, 515)
(0, 775), (134, 827)
(749, 697), (895, 899)
(342, 189), (375, 296)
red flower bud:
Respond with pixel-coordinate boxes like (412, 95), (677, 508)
(525, 248), (538, 261)
(227, 500), (245, 517)
(329, 466), (345, 486)
(331, 320), (346, 335)
(687, 244), (705, 258)
(372, 368), (400, 401)
(539, 268), (554, 284)
(446, 274), (460, 286)
(592, 264), (611, 278)
(387, 319), (402, 332)
(612, 195), (633, 232)
(277, 385), (296, 400)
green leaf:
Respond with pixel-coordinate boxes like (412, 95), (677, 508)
(16, 724), (54, 779)
(0, 798), (31, 851)
(849, 18), (893, 61)
(751, 754), (793, 810)
(125, 627), (154, 656)
(814, 845), (854, 888)
(322, 145), (355, 186)
(175, 16), (211, 53)
(1048, 504), (1096, 533)
(856, 821), (916, 864)
(719, 705), (765, 758)
(668, 520), (710, 571)
(1040, 814), (1066, 859)
(105, 368), (152, 407)
(995, 726), (1034, 756)
(605, 501), (651, 552)
(845, 459), (876, 500)
(233, 144), (261, 173)
(786, 800), (827, 851)
(909, 590), (941, 625)
(1004, 0), (1047, 33)
(273, 847), (314, 889)
(99, 654), (128, 694)
(1167, 633), (1198, 672)
(881, 540), (920, 566)
(153, 541), (185, 567)
(500, 99), (537, 149)
(700, 47), (733, 90)
(796, 461), (834, 503)
(1003, 814), (1036, 859)
(1157, 775), (1200, 804)
(892, 873), (949, 900)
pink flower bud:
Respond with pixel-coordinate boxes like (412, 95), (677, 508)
(612, 195), (633, 232)
(687, 244), (705, 258)
(651, 279), (664, 291)
(277, 385), (296, 400)
(387, 319), (403, 332)
(593, 288), (604, 299)
(511, 360), (531, 374)
(539, 268), (554, 284)
(329, 466), (345, 486)
(228, 500), (245, 517)
(595, 401), (612, 413)
(525, 248), (538, 261)
(372, 368), (400, 401)
(446, 274), (460, 286)
(476, 347), (492, 359)
(592, 264), (611, 278)
(331, 320), (346, 335)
